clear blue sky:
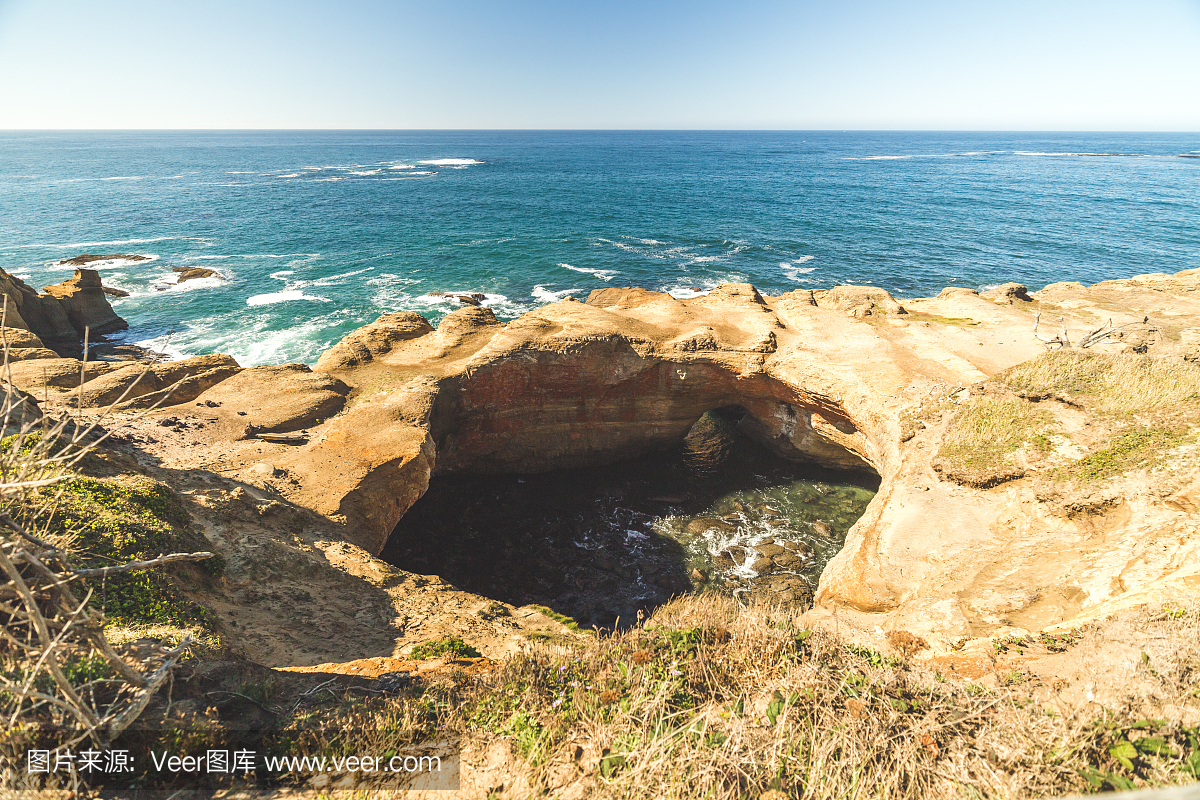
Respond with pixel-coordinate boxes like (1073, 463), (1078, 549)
(1, 0), (1197, 129)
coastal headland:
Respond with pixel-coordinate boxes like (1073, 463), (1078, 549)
(3, 264), (1198, 669)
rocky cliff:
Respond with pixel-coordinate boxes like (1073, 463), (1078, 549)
(6, 267), (1200, 655)
(0, 267), (127, 347)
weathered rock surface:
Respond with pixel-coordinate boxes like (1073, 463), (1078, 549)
(173, 266), (221, 282)
(58, 253), (150, 267)
(193, 364), (349, 432)
(42, 268), (128, 335)
(40, 268), (1200, 652)
(0, 271), (78, 342)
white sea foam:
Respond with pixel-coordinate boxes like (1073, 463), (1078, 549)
(559, 263), (616, 281)
(148, 275), (226, 295)
(660, 273), (748, 299)
(683, 255), (722, 264)
(130, 334), (192, 362)
(348, 169), (383, 176)
(781, 258), (817, 282)
(418, 158), (482, 167)
(246, 290), (328, 306)
(1013, 151), (1147, 157)
(532, 285), (579, 303)
(269, 270), (295, 280)
(278, 173), (303, 179)
(388, 163), (416, 170)
(303, 266), (377, 287)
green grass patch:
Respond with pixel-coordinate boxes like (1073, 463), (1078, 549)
(43, 475), (218, 628)
(409, 637), (482, 660)
(905, 311), (981, 327)
(934, 397), (1052, 487)
(1056, 427), (1187, 483)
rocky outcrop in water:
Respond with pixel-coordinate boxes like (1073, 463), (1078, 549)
(173, 266), (222, 283)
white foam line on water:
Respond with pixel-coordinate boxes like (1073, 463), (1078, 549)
(143, 275), (226, 296)
(781, 257), (817, 282)
(246, 290), (329, 306)
(559, 263), (617, 281)
(532, 285), (580, 303)
(16, 237), (192, 249)
(188, 253), (313, 260)
(303, 265), (377, 287)
(418, 158), (482, 166)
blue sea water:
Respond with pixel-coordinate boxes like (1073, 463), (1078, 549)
(1, 130), (1197, 367)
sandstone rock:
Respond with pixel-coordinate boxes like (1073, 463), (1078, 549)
(0, 269), (77, 342)
(173, 266), (221, 282)
(194, 363), (349, 433)
(130, 270), (1200, 646)
(102, 286), (130, 298)
(436, 306), (502, 339)
(813, 285), (907, 316)
(117, 362), (244, 410)
(754, 543), (786, 558)
(41, 269), (127, 335)
(6, 358), (118, 391)
(0, 328), (45, 349)
(3, 347), (61, 362)
(980, 282), (1033, 304)
(74, 355), (241, 408)
(315, 312), (435, 372)
(585, 287), (675, 309)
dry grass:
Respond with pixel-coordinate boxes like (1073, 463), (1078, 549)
(933, 398), (1051, 487)
(1003, 350), (1200, 417)
(274, 595), (1200, 798)
(934, 352), (1200, 488)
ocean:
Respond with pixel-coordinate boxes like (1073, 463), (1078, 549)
(1, 130), (1197, 367)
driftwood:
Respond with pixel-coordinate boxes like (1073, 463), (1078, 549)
(1033, 312), (1155, 351)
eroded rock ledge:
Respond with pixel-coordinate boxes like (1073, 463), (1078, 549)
(6, 268), (1200, 651)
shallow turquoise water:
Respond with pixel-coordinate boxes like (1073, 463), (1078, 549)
(2, 130), (1197, 366)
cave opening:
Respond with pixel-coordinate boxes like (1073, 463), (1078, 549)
(379, 407), (879, 630)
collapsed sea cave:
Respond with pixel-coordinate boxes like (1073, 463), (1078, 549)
(380, 407), (879, 630)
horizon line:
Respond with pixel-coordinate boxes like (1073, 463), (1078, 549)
(2, 128), (1198, 134)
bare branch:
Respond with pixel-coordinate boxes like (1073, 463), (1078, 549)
(73, 551), (215, 579)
